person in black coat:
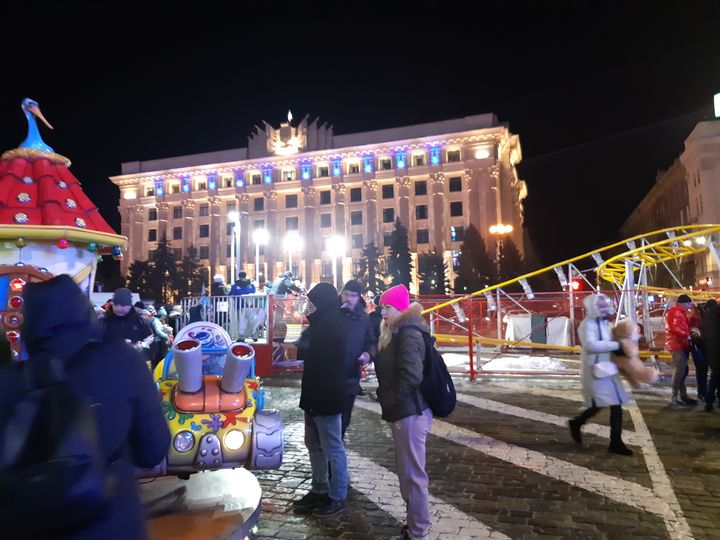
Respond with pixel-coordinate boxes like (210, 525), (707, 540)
(22, 275), (170, 540)
(293, 283), (349, 517)
(702, 299), (720, 411)
(338, 280), (377, 435)
(103, 288), (153, 358)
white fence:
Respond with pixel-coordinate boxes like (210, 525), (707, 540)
(178, 294), (269, 341)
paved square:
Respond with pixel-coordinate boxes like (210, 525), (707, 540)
(251, 377), (720, 539)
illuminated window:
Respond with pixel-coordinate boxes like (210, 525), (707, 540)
(252, 174), (262, 185)
(413, 154), (426, 167)
(380, 158), (393, 171)
(447, 149), (461, 162)
(145, 186), (154, 197)
(451, 226), (465, 242)
(348, 163), (360, 175)
(282, 170), (296, 182)
(170, 183), (180, 194)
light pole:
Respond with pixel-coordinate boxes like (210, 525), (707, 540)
(489, 223), (513, 281)
(326, 235), (346, 290)
(228, 211), (241, 283)
(253, 228), (269, 285)
(283, 231), (303, 276)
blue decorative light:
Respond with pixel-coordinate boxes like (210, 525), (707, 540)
(430, 148), (441, 165)
(234, 170), (244, 187)
(396, 152), (406, 169)
(155, 181), (164, 197)
(263, 168), (273, 184)
(363, 157), (374, 173)
(181, 177), (191, 193)
(332, 160), (342, 177)
(208, 174), (217, 191)
(111, 246), (122, 257)
(301, 163), (312, 181)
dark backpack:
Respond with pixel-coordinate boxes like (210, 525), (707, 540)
(397, 327), (457, 417)
(0, 355), (114, 538)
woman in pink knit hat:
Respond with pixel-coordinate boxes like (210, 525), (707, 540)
(376, 284), (432, 540)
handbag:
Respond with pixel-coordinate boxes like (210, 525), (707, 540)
(593, 359), (619, 378)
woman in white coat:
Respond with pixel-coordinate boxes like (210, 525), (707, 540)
(569, 294), (633, 455)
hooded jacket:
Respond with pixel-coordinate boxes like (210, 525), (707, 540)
(665, 303), (691, 352)
(22, 275), (170, 540)
(578, 294), (628, 407)
(102, 307), (152, 344)
(339, 299), (377, 395)
(375, 302), (430, 422)
(298, 283), (346, 415)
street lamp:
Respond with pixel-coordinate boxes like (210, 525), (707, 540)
(253, 228), (269, 284)
(228, 211), (241, 283)
(326, 235), (346, 290)
(283, 231), (303, 276)
(489, 223), (513, 281)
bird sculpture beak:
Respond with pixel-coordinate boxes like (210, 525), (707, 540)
(27, 104), (54, 130)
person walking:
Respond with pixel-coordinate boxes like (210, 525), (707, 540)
(103, 288), (153, 360)
(568, 293), (633, 456)
(702, 299), (720, 411)
(665, 294), (697, 406)
(292, 283), (350, 517)
(375, 284), (432, 540)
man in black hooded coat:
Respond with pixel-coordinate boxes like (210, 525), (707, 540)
(21, 275), (170, 540)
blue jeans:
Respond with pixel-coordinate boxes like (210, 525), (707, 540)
(304, 412), (348, 501)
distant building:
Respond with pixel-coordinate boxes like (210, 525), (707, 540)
(622, 119), (720, 286)
(111, 113), (527, 291)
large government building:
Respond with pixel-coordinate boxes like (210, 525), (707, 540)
(111, 113), (527, 291)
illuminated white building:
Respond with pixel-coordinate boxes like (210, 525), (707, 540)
(111, 113), (527, 290)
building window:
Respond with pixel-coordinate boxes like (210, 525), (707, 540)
(320, 213), (332, 228)
(450, 201), (463, 216)
(197, 181), (207, 191)
(173, 206), (182, 219)
(451, 226), (464, 243)
(199, 204), (209, 217)
(447, 149), (461, 162)
(174, 249), (182, 261)
(322, 260), (333, 278)
(286, 194), (298, 208)
(224, 176), (233, 188)
(173, 227), (182, 240)
(449, 177), (462, 192)
(148, 249), (157, 261)
(318, 165), (330, 177)
(254, 198), (264, 211)
(417, 229), (429, 244)
(416, 205), (428, 220)
(383, 208), (395, 223)
(148, 208), (157, 221)
(413, 154), (426, 167)
(227, 202), (236, 213)
(383, 231), (393, 247)
(351, 211), (363, 225)
(380, 158), (393, 170)
(415, 181), (427, 196)
(148, 229), (157, 242)
(286, 216), (299, 230)
(145, 186), (154, 197)
(227, 244), (232, 257)
(226, 223), (234, 235)
(251, 173), (262, 185)
(348, 163), (360, 175)
(200, 224), (209, 238)
(320, 191), (331, 205)
(199, 246), (209, 260)
(350, 187), (362, 203)
(282, 170), (296, 182)
(254, 219), (265, 229)
(382, 184), (394, 199)
(170, 183), (180, 194)
(352, 234), (363, 249)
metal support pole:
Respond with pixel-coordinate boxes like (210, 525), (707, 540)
(568, 264), (576, 346)
(230, 226), (235, 285)
(467, 300), (476, 382)
(625, 259), (637, 322)
(496, 288), (503, 351)
(235, 218), (241, 280)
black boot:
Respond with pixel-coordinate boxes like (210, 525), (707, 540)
(608, 405), (633, 456)
(569, 406), (598, 445)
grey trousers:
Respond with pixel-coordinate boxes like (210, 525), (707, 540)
(671, 350), (689, 396)
(391, 408), (433, 540)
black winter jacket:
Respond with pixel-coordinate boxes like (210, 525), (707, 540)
(339, 302), (377, 395)
(103, 309), (152, 344)
(375, 302), (429, 422)
(22, 275), (170, 540)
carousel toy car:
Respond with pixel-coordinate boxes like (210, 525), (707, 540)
(140, 322), (284, 478)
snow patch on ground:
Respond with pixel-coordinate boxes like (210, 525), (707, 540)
(443, 352), (568, 372)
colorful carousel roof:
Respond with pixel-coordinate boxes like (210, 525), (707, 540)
(0, 98), (125, 250)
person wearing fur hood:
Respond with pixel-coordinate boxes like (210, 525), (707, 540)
(569, 294), (633, 456)
(376, 284), (432, 540)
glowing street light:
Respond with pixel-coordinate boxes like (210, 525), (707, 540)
(283, 231), (303, 275)
(326, 235), (346, 290)
(489, 223), (514, 281)
(253, 228), (270, 283)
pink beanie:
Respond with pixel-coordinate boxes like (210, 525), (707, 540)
(379, 284), (410, 312)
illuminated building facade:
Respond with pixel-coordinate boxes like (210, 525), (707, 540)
(111, 113), (527, 290)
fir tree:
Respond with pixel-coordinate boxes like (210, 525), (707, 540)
(127, 260), (153, 299)
(387, 218), (413, 288)
(418, 251), (450, 294)
(177, 244), (205, 297)
(500, 237), (524, 282)
(356, 243), (385, 294)
(150, 234), (179, 304)
(454, 224), (495, 294)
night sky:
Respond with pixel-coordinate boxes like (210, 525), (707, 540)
(1, 2), (719, 268)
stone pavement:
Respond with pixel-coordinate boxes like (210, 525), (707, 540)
(250, 377), (720, 540)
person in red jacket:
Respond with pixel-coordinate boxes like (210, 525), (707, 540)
(665, 294), (697, 406)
